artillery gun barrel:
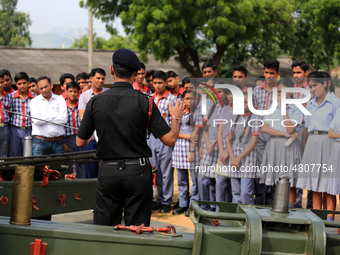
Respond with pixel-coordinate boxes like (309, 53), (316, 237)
(9, 165), (35, 225)
(0, 150), (99, 170)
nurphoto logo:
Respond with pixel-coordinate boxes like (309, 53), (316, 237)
(200, 83), (311, 116)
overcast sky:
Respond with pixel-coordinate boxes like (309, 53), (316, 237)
(17, 0), (124, 38)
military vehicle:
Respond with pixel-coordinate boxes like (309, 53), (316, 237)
(0, 162), (339, 255)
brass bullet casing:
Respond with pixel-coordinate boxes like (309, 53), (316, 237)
(10, 165), (35, 225)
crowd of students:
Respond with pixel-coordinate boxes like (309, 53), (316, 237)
(0, 68), (104, 179)
(0, 58), (339, 221)
(144, 59), (340, 219)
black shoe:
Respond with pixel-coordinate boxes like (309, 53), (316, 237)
(185, 209), (190, 217)
(152, 202), (161, 210)
(159, 205), (171, 213)
(173, 201), (179, 209)
(172, 207), (188, 215)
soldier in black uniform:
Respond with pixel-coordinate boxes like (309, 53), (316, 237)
(76, 49), (184, 226)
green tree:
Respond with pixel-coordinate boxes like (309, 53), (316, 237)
(72, 32), (138, 51)
(282, 0), (340, 72)
(0, 0), (31, 47)
(101, 34), (138, 51)
(81, 0), (294, 77)
(72, 33), (105, 49)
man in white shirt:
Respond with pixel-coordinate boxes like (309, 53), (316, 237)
(30, 76), (67, 156)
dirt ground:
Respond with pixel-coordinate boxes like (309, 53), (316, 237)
(150, 169), (195, 230)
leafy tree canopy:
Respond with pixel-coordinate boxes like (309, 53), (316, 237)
(81, 0), (339, 76)
(282, 0), (340, 72)
(72, 32), (138, 51)
(0, 0), (31, 47)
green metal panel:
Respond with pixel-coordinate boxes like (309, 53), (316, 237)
(0, 200), (339, 254)
(191, 202), (246, 255)
(192, 223), (203, 255)
(325, 227), (340, 255)
(0, 216), (193, 255)
(190, 201), (340, 255)
(241, 206), (262, 255)
(0, 179), (97, 217)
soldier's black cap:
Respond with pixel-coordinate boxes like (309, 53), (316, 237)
(112, 49), (141, 71)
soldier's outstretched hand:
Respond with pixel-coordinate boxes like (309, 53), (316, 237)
(168, 100), (185, 120)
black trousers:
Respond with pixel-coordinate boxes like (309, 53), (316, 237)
(94, 163), (153, 226)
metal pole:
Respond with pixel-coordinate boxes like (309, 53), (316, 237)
(88, 7), (93, 73)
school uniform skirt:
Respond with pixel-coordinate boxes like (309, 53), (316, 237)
(228, 145), (258, 179)
(295, 134), (334, 192)
(199, 139), (218, 178)
(215, 139), (229, 177)
(260, 137), (301, 187)
(189, 142), (201, 179)
(172, 138), (190, 169)
(326, 141), (340, 195)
